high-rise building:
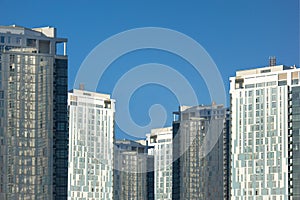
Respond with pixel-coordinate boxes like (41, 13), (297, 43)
(114, 139), (154, 200)
(230, 62), (300, 199)
(0, 25), (68, 200)
(172, 104), (229, 199)
(147, 127), (173, 200)
(68, 89), (115, 199)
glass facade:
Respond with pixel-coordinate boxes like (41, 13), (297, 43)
(171, 122), (180, 200)
(0, 26), (68, 200)
(113, 140), (153, 200)
(53, 58), (69, 199)
(172, 104), (229, 200)
(146, 155), (154, 200)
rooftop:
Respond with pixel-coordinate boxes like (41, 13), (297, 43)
(236, 65), (297, 77)
(0, 25), (58, 38)
(69, 89), (112, 100)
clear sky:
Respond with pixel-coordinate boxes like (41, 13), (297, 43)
(1, 0), (299, 139)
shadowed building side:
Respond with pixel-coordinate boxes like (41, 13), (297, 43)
(172, 104), (229, 200)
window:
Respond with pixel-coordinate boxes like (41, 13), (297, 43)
(261, 69), (271, 73)
(57, 122), (66, 131)
(27, 39), (36, 47)
(278, 80), (287, 86)
(292, 79), (299, 85)
(267, 81), (276, 86)
(248, 105), (253, 110)
(0, 36), (4, 43)
(16, 37), (21, 44)
(57, 77), (67, 85)
(57, 95), (66, 103)
(256, 83), (265, 87)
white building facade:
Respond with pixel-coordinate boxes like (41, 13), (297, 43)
(230, 64), (300, 199)
(68, 89), (115, 200)
(147, 127), (173, 200)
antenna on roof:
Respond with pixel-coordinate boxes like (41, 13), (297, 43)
(269, 56), (276, 66)
(212, 101), (216, 106)
(79, 83), (85, 90)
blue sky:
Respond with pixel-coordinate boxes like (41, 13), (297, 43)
(1, 0), (299, 139)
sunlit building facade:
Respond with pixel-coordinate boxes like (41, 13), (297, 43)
(147, 127), (173, 200)
(68, 89), (115, 199)
(230, 62), (300, 199)
(0, 25), (68, 200)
